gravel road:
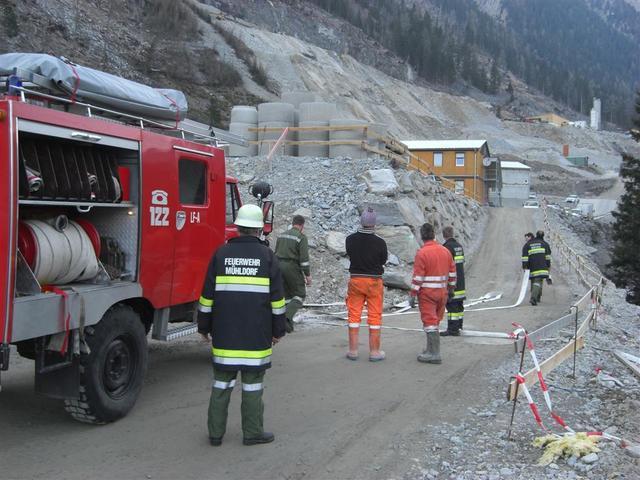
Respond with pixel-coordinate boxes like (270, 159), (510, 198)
(0, 208), (575, 480)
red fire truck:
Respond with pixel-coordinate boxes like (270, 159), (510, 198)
(0, 60), (273, 423)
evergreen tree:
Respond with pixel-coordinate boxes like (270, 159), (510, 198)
(488, 60), (500, 94)
(608, 91), (640, 304)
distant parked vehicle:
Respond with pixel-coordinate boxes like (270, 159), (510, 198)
(528, 193), (537, 200)
(565, 195), (580, 204)
(523, 200), (540, 209)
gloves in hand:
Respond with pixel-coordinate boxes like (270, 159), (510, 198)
(409, 296), (416, 308)
(546, 277), (553, 285)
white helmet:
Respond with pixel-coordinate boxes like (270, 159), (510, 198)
(234, 204), (264, 228)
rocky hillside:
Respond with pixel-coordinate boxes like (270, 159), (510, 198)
(227, 155), (487, 306)
(2, 0), (639, 194)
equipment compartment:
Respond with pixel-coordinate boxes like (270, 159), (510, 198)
(16, 130), (140, 291)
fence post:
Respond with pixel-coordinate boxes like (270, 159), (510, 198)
(570, 305), (579, 379)
(507, 332), (528, 440)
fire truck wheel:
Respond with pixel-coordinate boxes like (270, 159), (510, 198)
(64, 304), (148, 424)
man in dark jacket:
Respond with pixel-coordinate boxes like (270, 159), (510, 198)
(198, 204), (286, 446)
(522, 230), (552, 305)
(345, 207), (388, 362)
(441, 226), (465, 336)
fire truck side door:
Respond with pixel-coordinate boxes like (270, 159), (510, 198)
(170, 148), (225, 306)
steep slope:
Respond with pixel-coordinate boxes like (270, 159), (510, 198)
(197, 2), (639, 175)
(1, 0), (638, 189)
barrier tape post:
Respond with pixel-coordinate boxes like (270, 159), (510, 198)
(570, 305), (579, 379)
(507, 330), (528, 440)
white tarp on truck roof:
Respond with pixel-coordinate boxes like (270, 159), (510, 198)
(0, 53), (187, 121)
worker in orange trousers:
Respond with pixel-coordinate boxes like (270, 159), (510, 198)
(345, 207), (388, 362)
(409, 223), (456, 364)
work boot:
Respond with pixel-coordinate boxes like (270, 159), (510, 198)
(440, 330), (460, 337)
(346, 327), (359, 360)
(285, 317), (294, 333)
(209, 436), (223, 446)
(417, 331), (442, 364)
(368, 328), (385, 362)
(441, 319), (460, 336)
(243, 432), (275, 446)
(530, 297), (537, 306)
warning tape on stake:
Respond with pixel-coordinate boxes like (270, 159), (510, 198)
(512, 322), (574, 434)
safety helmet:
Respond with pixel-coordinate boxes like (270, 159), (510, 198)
(234, 204), (264, 228)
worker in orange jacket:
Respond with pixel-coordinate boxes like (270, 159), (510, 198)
(409, 223), (456, 364)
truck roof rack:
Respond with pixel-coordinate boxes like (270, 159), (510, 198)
(0, 69), (247, 147)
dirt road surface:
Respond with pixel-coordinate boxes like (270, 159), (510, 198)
(0, 208), (574, 480)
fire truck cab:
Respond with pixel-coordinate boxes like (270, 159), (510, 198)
(0, 65), (266, 423)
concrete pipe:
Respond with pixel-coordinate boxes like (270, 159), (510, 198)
(230, 106), (258, 124)
(329, 118), (368, 158)
(258, 102), (295, 124)
(290, 109), (300, 157)
(298, 120), (329, 157)
(258, 121), (294, 156)
(281, 92), (317, 108)
(367, 123), (388, 160)
(298, 102), (337, 123)
(229, 122), (258, 157)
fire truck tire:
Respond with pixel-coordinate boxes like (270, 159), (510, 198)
(64, 304), (148, 424)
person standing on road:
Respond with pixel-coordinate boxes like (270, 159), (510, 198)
(441, 226), (465, 336)
(275, 215), (311, 333)
(345, 207), (388, 362)
(522, 230), (552, 306)
(197, 204), (287, 447)
(409, 223), (457, 364)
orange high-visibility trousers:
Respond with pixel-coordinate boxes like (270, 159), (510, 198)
(346, 277), (383, 328)
(418, 288), (448, 331)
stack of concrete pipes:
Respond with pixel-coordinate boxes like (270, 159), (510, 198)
(229, 106), (258, 157)
(228, 92), (387, 158)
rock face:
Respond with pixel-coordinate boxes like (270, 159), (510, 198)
(397, 197), (425, 228)
(363, 169), (399, 196)
(375, 225), (420, 263)
(383, 268), (412, 290)
(227, 155), (488, 306)
(326, 231), (347, 255)
(358, 202), (404, 226)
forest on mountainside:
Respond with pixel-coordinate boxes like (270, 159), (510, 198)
(310, 0), (639, 127)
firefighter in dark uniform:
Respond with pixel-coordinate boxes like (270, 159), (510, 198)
(441, 226), (466, 336)
(522, 230), (552, 305)
(198, 204), (286, 446)
(275, 215), (311, 333)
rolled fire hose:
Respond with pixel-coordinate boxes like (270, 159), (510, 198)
(25, 166), (43, 193)
(23, 217), (100, 284)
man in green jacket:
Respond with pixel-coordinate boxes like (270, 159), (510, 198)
(275, 215), (311, 332)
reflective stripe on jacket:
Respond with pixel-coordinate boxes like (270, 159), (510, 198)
(197, 236), (286, 371)
(443, 237), (466, 300)
(522, 238), (551, 279)
(410, 240), (457, 296)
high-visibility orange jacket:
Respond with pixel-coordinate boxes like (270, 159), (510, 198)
(410, 240), (457, 296)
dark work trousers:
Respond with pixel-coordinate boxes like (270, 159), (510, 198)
(279, 260), (306, 332)
(531, 278), (544, 303)
(208, 368), (265, 440)
(445, 300), (464, 333)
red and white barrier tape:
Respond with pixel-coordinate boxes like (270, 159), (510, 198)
(512, 322), (574, 434)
